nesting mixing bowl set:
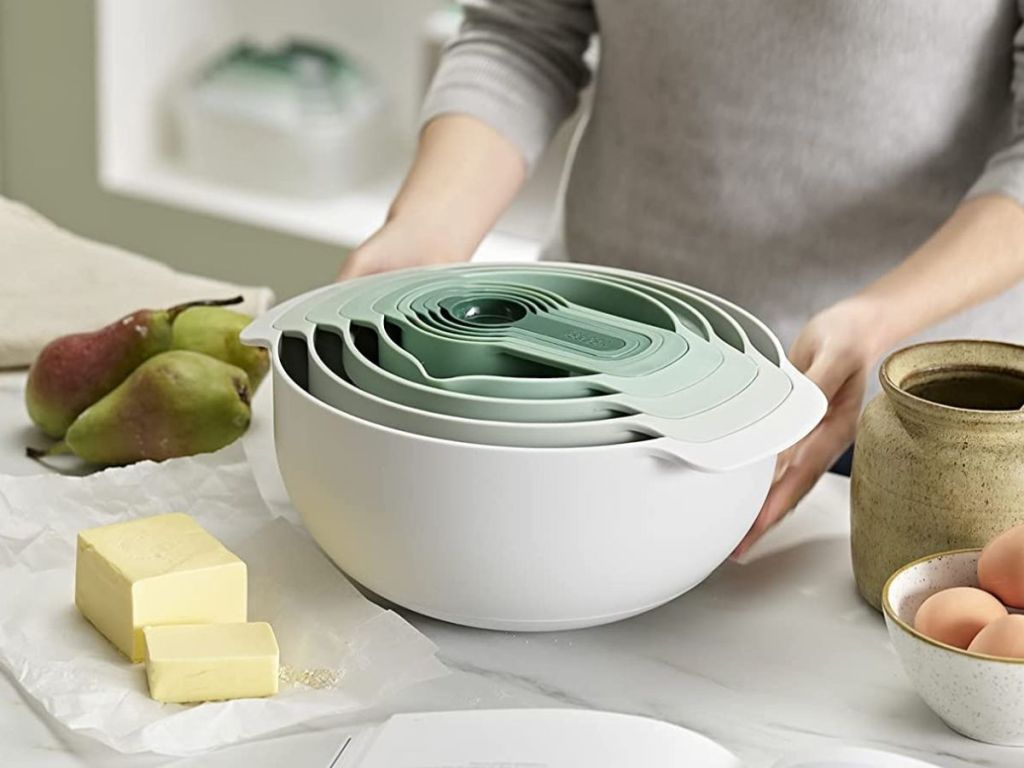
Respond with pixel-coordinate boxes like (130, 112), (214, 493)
(242, 263), (827, 630)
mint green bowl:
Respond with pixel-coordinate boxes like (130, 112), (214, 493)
(309, 269), (766, 411)
(308, 269), (708, 400)
(271, 264), (793, 431)
(304, 324), (793, 449)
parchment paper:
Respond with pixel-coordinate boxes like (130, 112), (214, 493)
(0, 445), (448, 756)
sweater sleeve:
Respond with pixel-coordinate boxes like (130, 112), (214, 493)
(420, 0), (597, 171)
(967, 5), (1024, 203)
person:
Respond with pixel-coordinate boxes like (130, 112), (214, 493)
(339, 1), (1024, 556)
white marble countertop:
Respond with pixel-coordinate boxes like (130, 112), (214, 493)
(1, 369), (1019, 768)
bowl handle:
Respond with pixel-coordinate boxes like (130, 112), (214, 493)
(240, 287), (337, 349)
(645, 363), (827, 473)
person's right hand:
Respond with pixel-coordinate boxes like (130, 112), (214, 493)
(337, 219), (470, 281)
(337, 115), (526, 281)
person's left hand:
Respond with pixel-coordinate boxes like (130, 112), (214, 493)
(731, 298), (885, 559)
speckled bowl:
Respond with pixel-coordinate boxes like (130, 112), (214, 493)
(883, 548), (1024, 746)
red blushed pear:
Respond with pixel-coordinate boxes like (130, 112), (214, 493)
(27, 350), (252, 466)
(25, 296), (243, 439)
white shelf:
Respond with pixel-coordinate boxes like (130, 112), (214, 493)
(103, 160), (542, 263)
(95, 0), (551, 264)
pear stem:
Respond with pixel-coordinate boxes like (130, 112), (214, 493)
(26, 443), (84, 476)
(166, 295), (244, 322)
(26, 442), (71, 460)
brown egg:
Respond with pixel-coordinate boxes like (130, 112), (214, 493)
(913, 587), (1008, 649)
(968, 614), (1024, 659)
(979, 525), (1024, 608)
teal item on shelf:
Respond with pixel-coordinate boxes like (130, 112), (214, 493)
(195, 39), (369, 125)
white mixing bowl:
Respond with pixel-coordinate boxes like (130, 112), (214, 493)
(243, 267), (825, 630)
(268, 336), (774, 630)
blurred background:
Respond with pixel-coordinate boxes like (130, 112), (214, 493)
(0, 0), (589, 299)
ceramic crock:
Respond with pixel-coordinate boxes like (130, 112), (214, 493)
(851, 340), (1024, 610)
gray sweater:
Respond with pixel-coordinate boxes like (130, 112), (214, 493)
(422, 0), (1024, 361)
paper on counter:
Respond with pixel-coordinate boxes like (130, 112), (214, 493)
(0, 445), (448, 756)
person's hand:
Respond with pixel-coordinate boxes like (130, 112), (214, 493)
(337, 116), (526, 280)
(337, 218), (471, 281)
(732, 298), (886, 558)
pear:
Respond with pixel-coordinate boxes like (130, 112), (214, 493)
(171, 306), (269, 390)
(25, 296), (244, 439)
(27, 351), (252, 466)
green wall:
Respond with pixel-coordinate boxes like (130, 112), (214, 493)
(0, 0), (349, 300)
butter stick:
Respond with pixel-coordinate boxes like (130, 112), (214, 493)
(143, 622), (279, 703)
(75, 513), (247, 661)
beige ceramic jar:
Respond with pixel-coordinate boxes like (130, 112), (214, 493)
(851, 340), (1024, 611)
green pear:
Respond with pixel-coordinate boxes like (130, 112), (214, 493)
(172, 306), (269, 390)
(28, 351), (251, 466)
(25, 296), (244, 439)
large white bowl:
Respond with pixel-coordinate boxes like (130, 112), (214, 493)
(883, 549), (1024, 746)
(263, 339), (772, 630)
(243, 267), (825, 631)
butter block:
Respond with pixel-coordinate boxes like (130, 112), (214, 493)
(143, 622), (279, 703)
(75, 513), (247, 661)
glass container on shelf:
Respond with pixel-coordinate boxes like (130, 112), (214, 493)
(175, 40), (389, 198)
